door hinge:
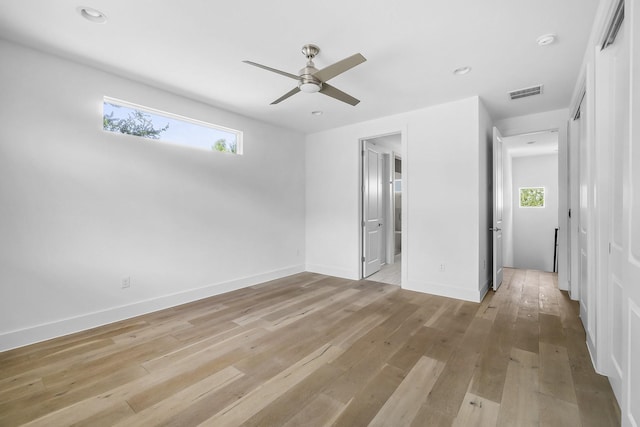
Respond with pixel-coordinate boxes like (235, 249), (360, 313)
(362, 220), (365, 227)
(362, 256), (365, 262)
(568, 209), (572, 218)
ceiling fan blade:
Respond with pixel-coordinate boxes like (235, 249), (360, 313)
(243, 60), (300, 80)
(313, 53), (366, 82)
(319, 83), (360, 106)
(271, 87), (301, 105)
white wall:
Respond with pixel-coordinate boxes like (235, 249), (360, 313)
(0, 39), (306, 351)
(306, 97), (490, 302)
(511, 154), (559, 271)
(495, 108), (569, 289)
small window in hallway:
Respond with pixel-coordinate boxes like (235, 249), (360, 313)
(519, 187), (545, 208)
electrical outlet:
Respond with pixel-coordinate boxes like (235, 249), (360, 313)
(439, 264), (445, 272)
(122, 276), (130, 289)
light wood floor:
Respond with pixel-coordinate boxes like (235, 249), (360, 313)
(0, 269), (620, 426)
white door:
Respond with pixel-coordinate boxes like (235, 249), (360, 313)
(363, 142), (383, 277)
(625, 3), (640, 420)
(599, 10), (640, 416)
(604, 18), (628, 403)
(578, 88), (593, 346)
(492, 127), (504, 291)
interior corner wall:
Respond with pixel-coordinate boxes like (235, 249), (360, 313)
(495, 108), (570, 290)
(305, 96), (486, 302)
(0, 39), (306, 351)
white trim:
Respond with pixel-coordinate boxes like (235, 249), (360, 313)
(628, 300), (640, 427)
(404, 279), (484, 303)
(0, 265), (304, 352)
(305, 264), (359, 280)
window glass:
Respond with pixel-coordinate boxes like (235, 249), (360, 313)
(519, 187), (545, 208)
(103, 97), (242, 154)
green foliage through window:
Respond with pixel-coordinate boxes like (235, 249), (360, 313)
(103, 109), (169, 139)
(519, 187), (545, 208)
(103, 97), (242, 154)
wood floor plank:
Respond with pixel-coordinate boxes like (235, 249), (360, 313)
(539, 341), (577, 404)
(496, 347), (539, 427)
(452, 391), (500, 427)
(368, 356), (444, 426)
(114, 366), (244, 427)
(412, 345), (481, 421)
(0, 269), (620, 427)
(468, 317), (514, 403)
(539, 312), (566, 347)
(282, 393), (344, 427)
(538, 391), (581, 427)
(198, 344), (342, 426)
(331, 363), (406, 426)
(241, 363), (346, 427)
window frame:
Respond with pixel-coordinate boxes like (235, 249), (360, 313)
(103, 96), (243, 154)
(518, 186), (546, 208)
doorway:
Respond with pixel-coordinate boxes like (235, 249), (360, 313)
(361, 133), (402, 285)
(501, 130), (559, 273)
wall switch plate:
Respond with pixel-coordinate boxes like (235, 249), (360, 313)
(122, 276), (130, 289)
(439, 264), (445, 272)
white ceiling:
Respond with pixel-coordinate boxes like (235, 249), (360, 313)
(0, 0), (600, 134)
(504, 130), (559, 157)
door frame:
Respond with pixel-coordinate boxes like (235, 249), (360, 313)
(359, 130), (405, 280)
(390, 152), (402, 265)
(492, 127), (504, 291)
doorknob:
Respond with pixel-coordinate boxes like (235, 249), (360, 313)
(489, 227), (502, 231)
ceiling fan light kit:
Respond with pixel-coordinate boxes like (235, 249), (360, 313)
(299, 82), (321, 93)
(243, 43), (366, 106)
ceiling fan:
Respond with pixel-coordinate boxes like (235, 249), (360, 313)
(243, 44), (366, 106)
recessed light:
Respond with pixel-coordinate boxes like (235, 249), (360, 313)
(77, 6), (107, 23)
(526, 141), (536, 145)
(536, 33), (557, 46)
(311, 110), (323, 116)
(453, 66), (471, 76)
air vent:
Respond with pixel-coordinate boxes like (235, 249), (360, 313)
(508, 85), (543, 100)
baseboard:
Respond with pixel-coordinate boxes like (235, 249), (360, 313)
(585, 338), (606, 375)
(403, 280), (483, 303)
(0, 264), (305, 352)
(305, 263), (359, 280)
(479, 278), (491, 301)
(558, 278), (570, 292)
